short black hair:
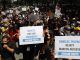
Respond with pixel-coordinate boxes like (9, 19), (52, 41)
(43, 25), (48, 30)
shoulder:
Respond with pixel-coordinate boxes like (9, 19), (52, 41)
(8, 42), (16, 48)
(8, 42), (16, 45)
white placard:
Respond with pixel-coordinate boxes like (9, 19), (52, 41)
(55, 4), (62, 18)
(35, 7), (39, 11)
(55, 36), (80, 59)
(14, 0), (17, 2)
(22, 7), (27, 11)
(19, 26), (44, 45)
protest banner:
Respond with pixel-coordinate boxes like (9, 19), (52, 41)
(55, 36), (80, 59)
(19, 26), (44, 45)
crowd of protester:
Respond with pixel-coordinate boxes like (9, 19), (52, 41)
(0, 4), (80, 60)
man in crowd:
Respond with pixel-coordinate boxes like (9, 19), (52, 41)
(0, 35), (16, 60)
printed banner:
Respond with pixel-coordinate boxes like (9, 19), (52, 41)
(19, 26), (44, 45)
(55, 36), (80, 59)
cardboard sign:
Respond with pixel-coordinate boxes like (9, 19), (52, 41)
(19, 26), (44, 45)
(22, 7), (27, 11)
(55, 36), (80, 59)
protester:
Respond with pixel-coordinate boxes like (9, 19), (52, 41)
(0, 3), (80, 60)
(0, 35), (16, 60)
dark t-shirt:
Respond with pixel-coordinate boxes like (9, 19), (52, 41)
(0, 42), (16, 60)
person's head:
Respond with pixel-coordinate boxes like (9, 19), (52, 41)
(43, 25), (49, 33)
(2, 35), (9, 44)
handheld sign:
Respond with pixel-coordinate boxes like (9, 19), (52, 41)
(19, 26), (44, 45)
(55, 36), (80, 59)
(22, 7), (27, 11)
